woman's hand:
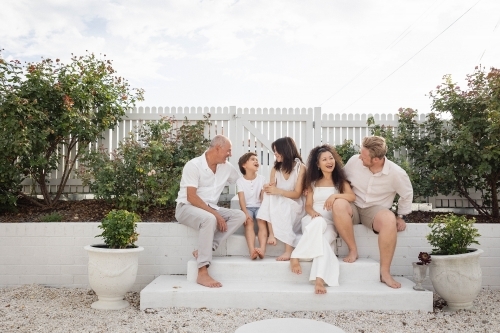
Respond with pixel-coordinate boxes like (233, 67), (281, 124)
(264, 182), (280, 195)
(323, 194), (337, 211)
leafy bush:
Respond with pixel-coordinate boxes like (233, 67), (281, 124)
(0, 52), (144, 209)
(334, 139), (359, 164)
(39, 212), (63, 222)
(97, 210), (141, 249)
(426, 214), (480, 255)
(78, 115), (211, 211)
(395, 68), (500, 217)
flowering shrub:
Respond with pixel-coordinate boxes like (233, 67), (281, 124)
(78, 115), (211, 212)
(0, 52), (143, 209)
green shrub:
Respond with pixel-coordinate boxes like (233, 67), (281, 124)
(334, 139), (359, 164)
(39, 212), (63, 222)
(78, 115), (211, 212)
(426, 214), (480, 255)
(97, 210), (141, 249)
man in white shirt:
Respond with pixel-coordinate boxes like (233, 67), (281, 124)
(175, 135), (246, 288)
(344, 136), (413, 289)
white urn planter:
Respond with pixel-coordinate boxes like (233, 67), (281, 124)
(429, 248), (483, 311)
(84, 245), (144, 310)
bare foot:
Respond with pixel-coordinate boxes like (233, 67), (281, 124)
(192, 250), (198, 259)
(315, 278), (327, 294)
(396, 219), (406, 232)
(276, 251), (292, 261)
(255, 248), (265, 259)
(380, 273), (401, 289)
(343, 250), (358, 263)
(290, 258), (302, 274)
(267, 235), (277, 246)
(249, 248), (258, 260)
(197, 267), (222, 288)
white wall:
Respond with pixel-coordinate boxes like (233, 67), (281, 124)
(0, 223), (498, 291)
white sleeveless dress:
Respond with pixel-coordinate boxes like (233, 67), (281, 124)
(291, 185), (340, 286)
(256, 158), (305, 247)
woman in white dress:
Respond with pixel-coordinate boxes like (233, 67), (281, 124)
(256, 137), (306, 261)
(290, 145), (355, 294)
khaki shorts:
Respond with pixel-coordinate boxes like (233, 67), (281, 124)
(350, 203), (390, 234)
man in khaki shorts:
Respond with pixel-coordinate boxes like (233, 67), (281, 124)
(343, 136), (413, 289)
(175, 135), (246, 288)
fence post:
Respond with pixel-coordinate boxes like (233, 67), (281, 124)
(314, 107), (322, 147)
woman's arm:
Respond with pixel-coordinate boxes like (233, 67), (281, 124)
(304, 186), (321, 218)
(323, 181), (356, 211)
(265, 163), (306, 199)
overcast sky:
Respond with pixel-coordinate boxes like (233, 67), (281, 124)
(1, 0), (499, 115)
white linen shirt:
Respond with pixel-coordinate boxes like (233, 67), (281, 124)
(176, 152), (240, 208)
(344, 155), (413, 215)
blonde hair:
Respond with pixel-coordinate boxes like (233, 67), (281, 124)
(362, 136), (387, 159)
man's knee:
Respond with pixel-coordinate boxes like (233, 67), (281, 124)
(332, 198), (350, 213)
(232, 209), (246, 224)
(200, 215), (217, 230)
(373, 210), (397, 232)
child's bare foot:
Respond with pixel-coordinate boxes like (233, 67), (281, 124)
(192, 250), (198, 259)
(343, 250), (358, 263)
(276, 251), (292, 261)
(315, 278), (327, 294)
(197, 266), (222, 288)
(380, 272), (401, 289)
(290, 258), (302, 274)
(249, 248), (258, 260)
(267, 235), (277, 246)
(255, 248), (265, 259)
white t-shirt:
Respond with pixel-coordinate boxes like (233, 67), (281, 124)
(176, 152), (240, 208)
(236, 174), (265, 208)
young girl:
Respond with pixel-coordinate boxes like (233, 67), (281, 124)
(237, 152), (266, 260)
(290, 145), (355, 294)
(256, 137), (306, 261)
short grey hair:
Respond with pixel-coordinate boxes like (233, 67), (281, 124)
(209, 135), (229, 148)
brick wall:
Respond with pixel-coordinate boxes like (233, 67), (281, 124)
(0, 223), (498, 291)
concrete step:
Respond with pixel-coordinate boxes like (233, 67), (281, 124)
(186, 257), (379, 284)
(140, 275), (433, 311)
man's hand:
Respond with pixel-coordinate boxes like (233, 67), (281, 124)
(214, 212), (227, 232)
(396, 217), (406, 232)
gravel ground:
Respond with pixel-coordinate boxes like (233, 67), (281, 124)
(1, 285), (499, 333)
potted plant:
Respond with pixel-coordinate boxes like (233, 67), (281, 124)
(84, 210), (144, 310)
(426, 213), (482, 311)
(412, 252), (431, 291)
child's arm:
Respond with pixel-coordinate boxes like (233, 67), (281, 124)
(237, 191), (252, 225)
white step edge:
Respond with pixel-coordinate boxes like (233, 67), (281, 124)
(140, 275), (433, 312)
(186, 257), (380, 284)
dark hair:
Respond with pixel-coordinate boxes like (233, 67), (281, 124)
(272, 137), (302, 174)
(305, 144), (347, 193)
(238, 152), (257, 175)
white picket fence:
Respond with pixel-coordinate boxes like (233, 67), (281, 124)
(20, 106), (478, 209)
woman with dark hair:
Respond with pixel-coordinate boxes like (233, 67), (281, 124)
(290, 145), (355, 294)
(256, 137), (306, 261)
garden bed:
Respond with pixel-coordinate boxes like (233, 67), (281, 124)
(1, 197), (499, 223)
